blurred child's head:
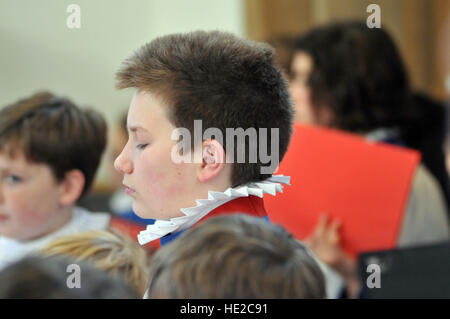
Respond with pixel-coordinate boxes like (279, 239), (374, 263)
(114, 31), (294, 220)
(0, 92), (107, 240)
(0, 255), (138, 299)
(41, 229), (152, 296)
(146, 214), (326, 298)
(289, 21), (413, 133)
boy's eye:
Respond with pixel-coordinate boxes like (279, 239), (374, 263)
(136, 143), (148, 150)
(2, 175), (22, 185)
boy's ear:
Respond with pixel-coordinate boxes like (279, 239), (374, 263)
(59, 169), (85, 206)
(197, 139), (226, 183)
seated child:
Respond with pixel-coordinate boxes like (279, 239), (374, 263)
(40, 229), (152, 296)
(113, 31), (294, 247)
(287, 21), (450, 297)
(0, 92), (111, 271)
(0, 255), (138, 298)
(146, 214), (326, 298)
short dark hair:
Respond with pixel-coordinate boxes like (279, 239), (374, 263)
(147, 214), (326, 298)
(0, 91), (107, 197)
(116, 31), (294, 187)
(290, 21), (415, 134)
(0, 256), (138, 299)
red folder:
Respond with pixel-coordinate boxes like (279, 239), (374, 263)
(265, 124), (421, 258)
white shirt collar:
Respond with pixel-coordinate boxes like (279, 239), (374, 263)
(0, 207), (110, 271)
(137, 175), (291, 245)
(364, 127), (400, 142)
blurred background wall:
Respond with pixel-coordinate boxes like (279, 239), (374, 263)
(0, 0), (245, 124)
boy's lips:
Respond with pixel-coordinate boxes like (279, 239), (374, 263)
(0, 214), (9, 222)
(123, 184), (136, 196)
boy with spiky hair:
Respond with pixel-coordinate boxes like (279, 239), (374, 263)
(0, 92), (111, 271)
(114, 31), (294, 246)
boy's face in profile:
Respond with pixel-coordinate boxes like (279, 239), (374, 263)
(0, 150), (66, 241)
(114, 90), (199, 220)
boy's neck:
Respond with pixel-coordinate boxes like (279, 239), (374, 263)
(167, 181), (232, 220)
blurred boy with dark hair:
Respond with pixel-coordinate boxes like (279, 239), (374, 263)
(0, 92), (111, 270)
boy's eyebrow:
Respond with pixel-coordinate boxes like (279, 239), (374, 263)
(128, 125), (149, 133)
(0, 167), (12, 174)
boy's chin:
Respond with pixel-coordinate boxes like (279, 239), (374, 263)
(132, 202), (158, 220)
(133, 202), (179, 221)
(0, 229), (31, 241)
(0, 223), (16, 239)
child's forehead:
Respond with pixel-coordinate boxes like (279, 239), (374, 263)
(0, 153), (49, 178)
(0, 136), (52, 172)
(0, 142), (22, 159)
(127, 91), (175, 133)
(0, 145), (32, 167)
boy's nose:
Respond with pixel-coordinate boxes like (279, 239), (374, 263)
(114, 150), (133, 175)
(0, 183), (4, 204)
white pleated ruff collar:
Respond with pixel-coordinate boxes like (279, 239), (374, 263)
(137, 175), (291, 245)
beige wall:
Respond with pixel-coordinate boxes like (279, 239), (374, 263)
(0, 0), (245, 123)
